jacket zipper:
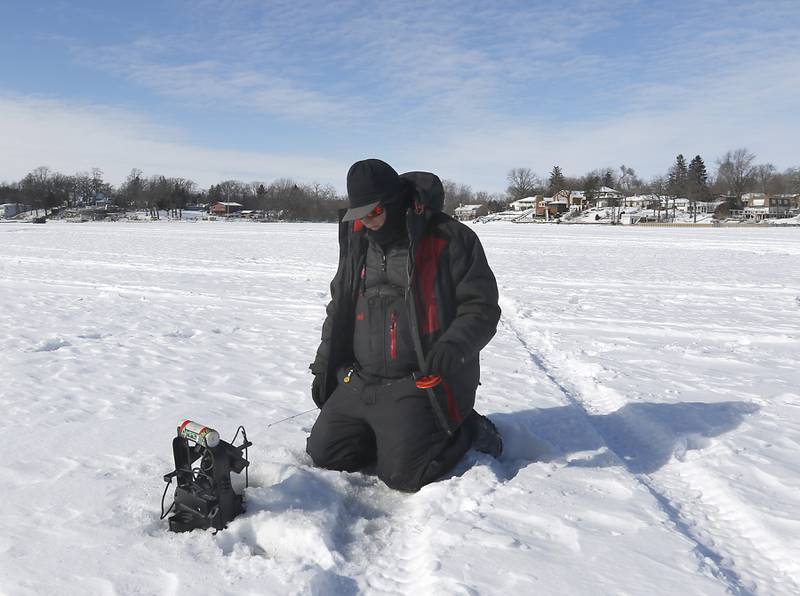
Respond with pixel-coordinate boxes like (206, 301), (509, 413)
(390, 311), (397, 360)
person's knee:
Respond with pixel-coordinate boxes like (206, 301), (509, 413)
(306, 423), (375, 472)
(377, 430), (471, 491)
(306, 428), (344, 469)
(377, 464), (426, 492)
(305, 432), (329, 467)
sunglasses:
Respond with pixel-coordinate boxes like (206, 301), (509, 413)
(361, 204), (384, 220)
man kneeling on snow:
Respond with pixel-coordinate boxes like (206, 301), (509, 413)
(306, 159), (502, 492)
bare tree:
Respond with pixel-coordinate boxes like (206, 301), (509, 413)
(48, 172), (75, 210)
(169, 178), (197, 217)
(91, 168), (105, 196)
(484, 192), (508, 213)
(783, 167), (800, 194)
(266, 178), (299, 212)
(19, 166), (54, 214)
(306, 182), (338, 202)
(751, 163), (777, 194)
(442, 179), (473, 215)
(118, 168), (144, 211)
(618, 164), (641, 194)
(648, 175), (669, 220)
(505, 167), (540, 201)
(715, 148), (756, 199)
(73, 172), (95, 205)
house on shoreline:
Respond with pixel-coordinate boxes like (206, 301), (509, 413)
(1, 203), (28, 218)
(209, 202), (244, 216)
(741, 193), (799, 220)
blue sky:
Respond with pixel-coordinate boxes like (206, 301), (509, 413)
(1, 0), (798, 192)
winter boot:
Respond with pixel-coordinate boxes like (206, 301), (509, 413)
(465, 411), (503, 458)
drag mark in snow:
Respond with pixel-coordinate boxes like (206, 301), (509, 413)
(336, 482), (445, 594)
(218, 451), (451, 594)
(499, 313), (753, 596)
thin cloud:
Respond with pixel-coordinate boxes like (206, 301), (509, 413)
(64, 0), (630, 126)
(73, 49), (355, 122)
(0, 95), (347, 188)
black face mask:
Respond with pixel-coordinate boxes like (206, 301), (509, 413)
(367, 198), (408, 247)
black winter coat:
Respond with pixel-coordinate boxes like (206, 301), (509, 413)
(310, 172), (500, 433)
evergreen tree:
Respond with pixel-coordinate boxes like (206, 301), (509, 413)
(548, 165), (566, 195)
(255, 183), (268, 210)
(583, 175), (600, 202)
(208, 184), (223, 202)
(668, 154), (688, 197)
(687, 156), (710, 201)
(602, 168), (615, 188)
(687, 155), (710, 222)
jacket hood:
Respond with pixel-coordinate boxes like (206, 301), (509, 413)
(400, 171), (444, 212)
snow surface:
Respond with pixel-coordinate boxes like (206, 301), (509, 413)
(1, 221), (799, 595)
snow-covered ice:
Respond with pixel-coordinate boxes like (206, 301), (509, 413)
(1, 221), (799, 595)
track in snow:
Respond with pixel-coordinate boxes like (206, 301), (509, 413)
(218, 447), (484, 595)
(499, 308), (759, 596)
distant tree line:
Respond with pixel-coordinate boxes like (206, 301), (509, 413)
(0, 167), (347, 221)
(0, 166), (113, 215)
(502, 148), (800, 214)
(1, 148), (798, 220)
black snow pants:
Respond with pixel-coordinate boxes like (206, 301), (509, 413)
(306, 367), (470, 492)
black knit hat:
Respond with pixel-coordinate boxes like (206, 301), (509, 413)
(342, 158), (404, 222)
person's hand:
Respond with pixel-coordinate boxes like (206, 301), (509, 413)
(425, 342), (464, 377)
(311, 374), (324, 407)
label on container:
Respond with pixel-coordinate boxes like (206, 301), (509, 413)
(178, 420), (220, 447)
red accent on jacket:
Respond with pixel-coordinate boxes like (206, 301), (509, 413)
(414, 235), (447, 336)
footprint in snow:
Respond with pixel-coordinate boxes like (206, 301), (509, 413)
(30, 338), (71, 352)
(77, 332), (106, 340)
(164, 329), (197, 339)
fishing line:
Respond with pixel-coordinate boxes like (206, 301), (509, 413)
(266, 407), (317, 429)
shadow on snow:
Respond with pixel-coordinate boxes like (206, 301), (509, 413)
(491, 400), (759, 479)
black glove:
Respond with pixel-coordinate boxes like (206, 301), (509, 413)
(311, 374), (325, 408)
(425, 342), (464, 377)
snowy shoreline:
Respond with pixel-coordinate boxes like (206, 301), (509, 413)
(11, 210), (800, 228)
